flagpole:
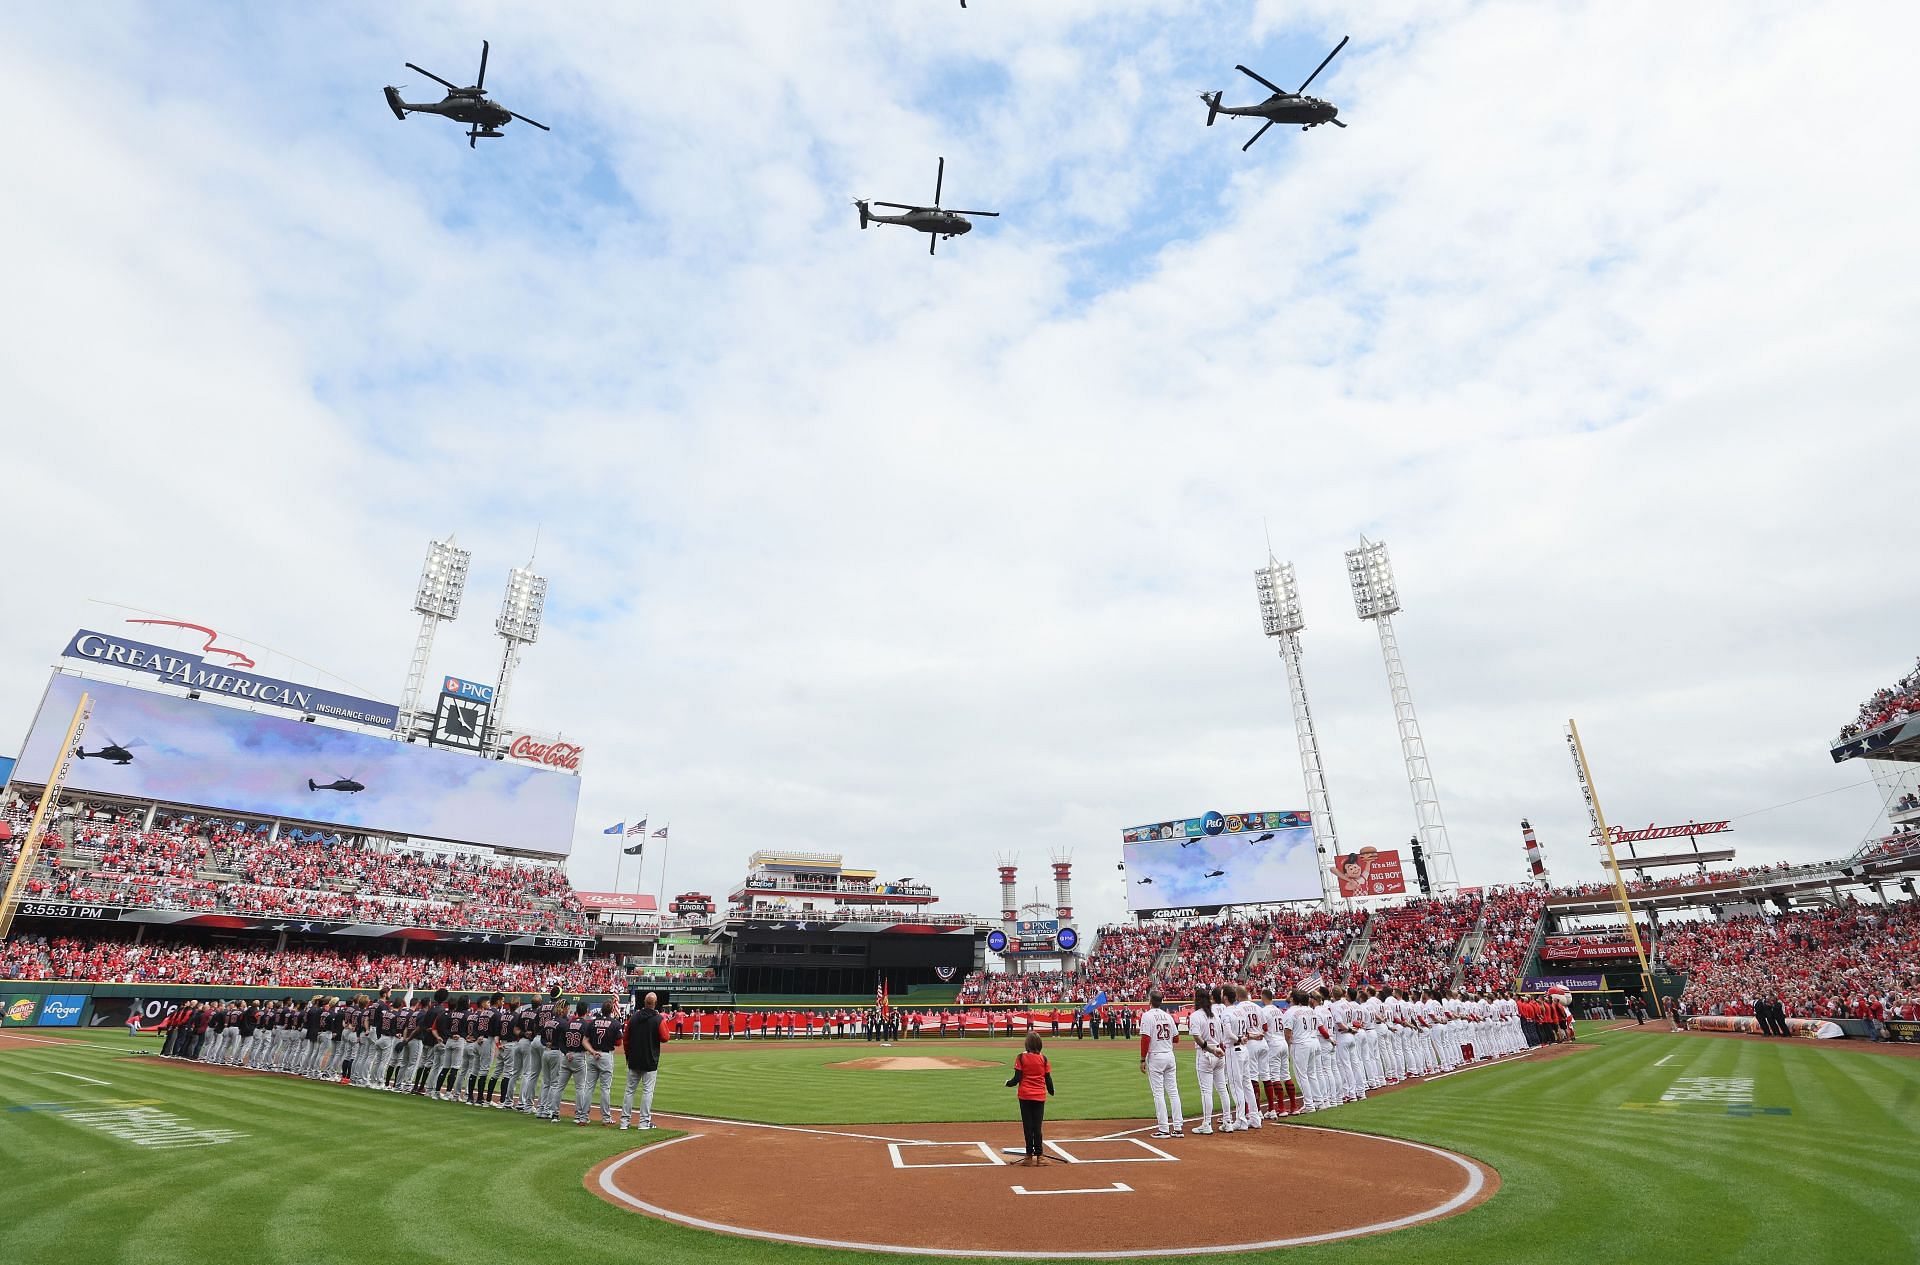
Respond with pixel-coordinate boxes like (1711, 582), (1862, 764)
(657, 823), (672, 914)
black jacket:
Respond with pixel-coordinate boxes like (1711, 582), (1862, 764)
(623, 1007), (667, 1073)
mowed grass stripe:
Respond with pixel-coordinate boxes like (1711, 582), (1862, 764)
(4, 1025), (1918, 1265)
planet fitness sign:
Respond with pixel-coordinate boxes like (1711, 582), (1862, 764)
(62, 629), (398, 728)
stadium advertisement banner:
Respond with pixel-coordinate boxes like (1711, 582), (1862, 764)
(1015, 919), (1058, 938)
(1522, 974), (1605, 992)
(3, 996), (40, 1026)
(576, 891), (658, 913)
(1541, 937), (1638, 960)
(62, 628), (399, 728)
(1334, 847), (1406, 898)
(1124, 810), (1319, 913)
(1887, 1020), (1920, 1044)
(36, 995), (86, 1026)
(17, 675), (581, 855)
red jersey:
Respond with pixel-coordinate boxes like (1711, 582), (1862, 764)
(1013, 1052), (1050, 1102)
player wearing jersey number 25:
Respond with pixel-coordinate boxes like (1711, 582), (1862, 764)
(1138, 989), (1184, 1139)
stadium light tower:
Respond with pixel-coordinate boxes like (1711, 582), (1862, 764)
(397, 537), (470, 737)
(1346, 536), (1459, 892)
(1254, 554), (1339, 907)
(490, 563), (548, 751)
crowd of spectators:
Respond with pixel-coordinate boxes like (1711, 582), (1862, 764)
(1658, 899), (1920, 1019)
(0, 798), (587, 935)
(1837, 657), (1920, 741)
(1348, 896), (1480, 991)
(1459, 887), (1548, 991)
(0, 933), (628, 993)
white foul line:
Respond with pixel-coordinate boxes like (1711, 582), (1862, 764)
(47, 1071), (112, 1086)
(1654, 1054), (1675, 1067)
(1012, 1182), (1133, 1196)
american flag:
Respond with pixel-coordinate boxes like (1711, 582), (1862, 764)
(1298, 972), (1326, 995)
(627, 819), (648, 836)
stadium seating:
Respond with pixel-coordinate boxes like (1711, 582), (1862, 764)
(0, 796), (587, 935)
(0, 933), (627, 993)
(1836, 656), (1920, 740)
(1658, 900), (1920, 1020)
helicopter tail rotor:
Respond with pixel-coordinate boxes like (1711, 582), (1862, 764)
(1202, 91), (1221, 126)
(384, 86), (408, 120)
(853, 199), (871, 229)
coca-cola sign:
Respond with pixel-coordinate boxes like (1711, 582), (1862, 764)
(507, 735), (583, 771)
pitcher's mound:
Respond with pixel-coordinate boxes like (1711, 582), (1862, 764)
(827, 1056), (998, 1071)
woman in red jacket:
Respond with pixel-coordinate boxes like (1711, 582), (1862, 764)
(1008, 1033), (1055, 1167)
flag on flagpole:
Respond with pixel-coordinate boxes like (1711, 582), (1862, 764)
(602, 822), (625, 836)
(1081, 990), (1109, 1015)
(1298, 972), (1326, 995)
(628, 819), (648, 836)
(623, 839), (646, 856)
(624, 818), (649, 855)
(878, 977), (891, 1017)
(653, 826), (669, 838)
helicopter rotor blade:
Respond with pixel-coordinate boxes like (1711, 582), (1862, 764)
(1328, 118), (1347, 128)
(1242, 119), (1276, 151)
(948, 209), (999, 217)
(405, 62), (462, 92)
(508, 111), (551, 131)
(871, 201), (926, 211)
(934, 156), (944, 209)
(476, 39), (489, 91)
(1297, 35), (1348, 93)
(1235, 65), (1287, 95)
(929, 234), (938, 256)
(469, 126), (479, 149)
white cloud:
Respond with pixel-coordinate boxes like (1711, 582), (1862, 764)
(0, 1), (1912, 932)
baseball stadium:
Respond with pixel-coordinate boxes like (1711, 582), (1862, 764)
(3, 586), (1919, 1264)
(7, 7), (1920, 1265)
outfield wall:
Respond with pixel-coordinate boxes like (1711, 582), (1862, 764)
(0, 980), (623, 1032)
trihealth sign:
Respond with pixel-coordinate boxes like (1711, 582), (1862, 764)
(62, 629), (398, 728)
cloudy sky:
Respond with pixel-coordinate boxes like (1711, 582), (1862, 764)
(3, 1), (1915, 931)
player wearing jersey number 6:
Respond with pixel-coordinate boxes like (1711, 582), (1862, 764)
(1138, 989), (1183, 1139)
(1186, 987), (1227, 1134)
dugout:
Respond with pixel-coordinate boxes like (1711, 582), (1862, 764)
(725, 921), (981, 995)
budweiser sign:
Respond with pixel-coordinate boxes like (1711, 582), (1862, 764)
(507, 735), (584, 771)
(1590, 820), (1731, 846)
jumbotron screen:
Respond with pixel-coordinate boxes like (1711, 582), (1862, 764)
(1122, 809), (1319, 912)
(15, 674), (581, 855)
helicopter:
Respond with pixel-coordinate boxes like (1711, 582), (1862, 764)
(1203, 35), (1349, 150)
(384, 40), (550, 148)
(1135, 877), (1154, 886)
(308, 775), (365, 794)
(74, 736), (143, 765)
(1249, 832), (1275, 845)
(855, 157), (999, 255)
(1204, 869), (1227, 878)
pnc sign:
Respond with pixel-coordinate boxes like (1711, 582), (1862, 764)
(441, 676), (495, 704)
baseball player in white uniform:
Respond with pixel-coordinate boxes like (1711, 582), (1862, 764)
(1138, 990), (1183, 1139)
(1259, 988), (1294, 1117)
(1283, 989), (1320, 1113)
(1214, 986), (1251, 1132)
(1233, 984), (1266, 1130)
(1186, 988), (1228, 1134)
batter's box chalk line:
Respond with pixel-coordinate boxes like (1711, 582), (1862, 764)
(888, 1140), (1004, 1168)
(1045, 1138), (1178, 1164)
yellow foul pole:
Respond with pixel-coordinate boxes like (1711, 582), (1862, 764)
(0, 691), (93, 942)
(1565, 718), (1660, 1013)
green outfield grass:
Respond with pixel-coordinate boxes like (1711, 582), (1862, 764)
(2, 1025), (1915, 1265)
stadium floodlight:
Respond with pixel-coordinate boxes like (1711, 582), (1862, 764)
(414, 538), (471, 619)
(1344, 535), (1399, 620)
(1343, 535), (1458, 893)
(495, 566), (548, 644)
(489, 564), (549, 751)
(396, 537), (471, 736)
(1254, 555), (1338, 906)
(1254, 559), (1304, 636)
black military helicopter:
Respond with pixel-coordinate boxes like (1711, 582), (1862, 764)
(1203, 36), (1349, 150)
(1135, 877), (1154, 886)
(1204, 869), (1227, 878)
(385, 41), (550, 149)
(308, 774), (365, 794)
(855, 157), (999, 255)
(74, 736), (143, 765)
